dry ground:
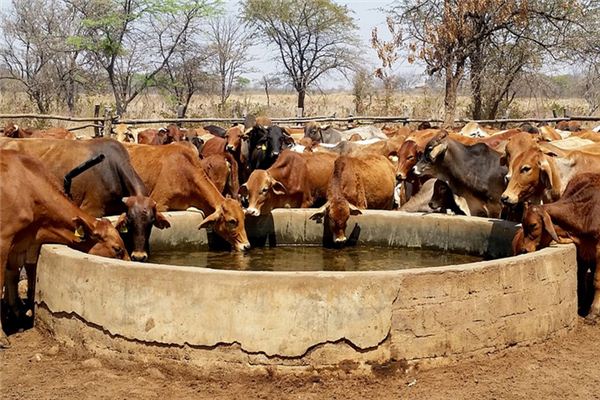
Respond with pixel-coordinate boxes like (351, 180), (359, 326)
(1, 320), (599, 400)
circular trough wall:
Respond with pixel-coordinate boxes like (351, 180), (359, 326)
(35, 210), (577, 373)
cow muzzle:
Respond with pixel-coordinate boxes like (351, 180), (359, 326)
(334, 236), (347, 244)
(131, 251), (148, 262)
(226, 145), (235, 152)
(500, 193), (518, 206)
(245, 207), (260, 217)
(236, 242), (251, 252)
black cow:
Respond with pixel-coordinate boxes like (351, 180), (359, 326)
(412, 132), (507, 218)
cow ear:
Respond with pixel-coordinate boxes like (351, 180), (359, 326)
(348, 203), (363, 216)
(238, 184), (249, 197)
(499, 154), (507, 166)
(309, 202), (330, 223)
(512, 227), (525, 255)
(198, 209), (221, 230)
(429, 142), (447, 160)
(121, 197), (135, 207)
(272, 180), (287, 195)
(541, 209), (559, 243)
(114, 213), (128, 233)
(154, 211), (171, 230)
(72, 216), (96, 241)
(538, 157), (555, 192)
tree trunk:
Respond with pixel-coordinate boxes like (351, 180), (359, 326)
(469, 48), (484, 120)
(265, 83), (270, 107)
(443, 60), (465, 127)
(297, 87), (306, 116)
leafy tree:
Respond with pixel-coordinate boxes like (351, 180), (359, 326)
(242, 0), (359, 115)
(69, 0), (220, 115)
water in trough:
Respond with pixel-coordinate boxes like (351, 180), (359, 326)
(149, 245), (484, 272)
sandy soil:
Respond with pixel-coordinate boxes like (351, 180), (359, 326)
(1, 320), (599, 400)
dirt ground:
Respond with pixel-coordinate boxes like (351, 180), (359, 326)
(1, 320), (599, 400)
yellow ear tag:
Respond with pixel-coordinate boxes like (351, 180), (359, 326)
(74, 226), (85, 240)
(118, 225), (128, 233)
(261, 144), (267, 151)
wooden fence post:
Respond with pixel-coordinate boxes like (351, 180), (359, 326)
(176, 105), (185, 127)
(93, 104), (101, 137)
(102, 107), (113, 137)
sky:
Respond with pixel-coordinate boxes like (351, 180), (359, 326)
(226, 0), (424, 89)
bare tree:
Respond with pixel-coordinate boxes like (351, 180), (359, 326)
(156, 29), (213, 117)
(69, 0), (217, 116)
(242, 0), (359, 115)
(262, 74), (281, 107)
(352, 67), (375, 115)
(1, 0), (64, 113)
(205, 16), (254, 110)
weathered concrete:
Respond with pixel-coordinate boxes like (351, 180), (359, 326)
(35, 210), (578, 373)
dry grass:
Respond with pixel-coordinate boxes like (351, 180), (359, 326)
(0, 90), (595, 129)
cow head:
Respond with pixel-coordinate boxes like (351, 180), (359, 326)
(304, 122), (329, 143)
(500, 149), (556, 206)
(239, 170), (287, 216)
(114, 196), (171, 262)
(309, 199), (362, 244)
(515, 204), (559, 254)
(164, 124), (185, 143)
(72, 216), (130, 260)
(224, 125), (247, 153)
(501, 132), (540, 167)
(268, 126), (293, 157)
(394, 140), (420, 181)
(428, 179), (452, 212)
(198, 197), (250, 252)
(413, 132), (448, 176)
(3, 123), (20, 138)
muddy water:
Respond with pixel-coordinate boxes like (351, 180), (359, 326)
(149, 245), (484, 272)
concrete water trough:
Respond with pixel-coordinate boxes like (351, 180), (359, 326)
(34, 210), (577, 373)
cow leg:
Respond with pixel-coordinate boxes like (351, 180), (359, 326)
(588, 247), (600, 319)
(4, 266), (21, 321)
(24, 263), (36, 313)
(0, 244), (10, 348)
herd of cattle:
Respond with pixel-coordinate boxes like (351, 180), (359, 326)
(1, 116), (600, 347)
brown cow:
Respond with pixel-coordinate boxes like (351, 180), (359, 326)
(309, 154), (396, 244)
(201, 125), (246, 186)
(137, 124), (185, 145)
(512, 173), (600, 318)
(124, 144), (250, 251)
(2, 122), (74, 139)
(0, 137), (169, 262)
(240, 150), (337, 216)
(0, 149), (129, 347)
(501, 144), (600, 206)
(200, 153), (239, 197)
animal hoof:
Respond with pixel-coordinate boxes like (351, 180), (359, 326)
(0, 335), (10, 349)
(584, 315), (599, 325)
